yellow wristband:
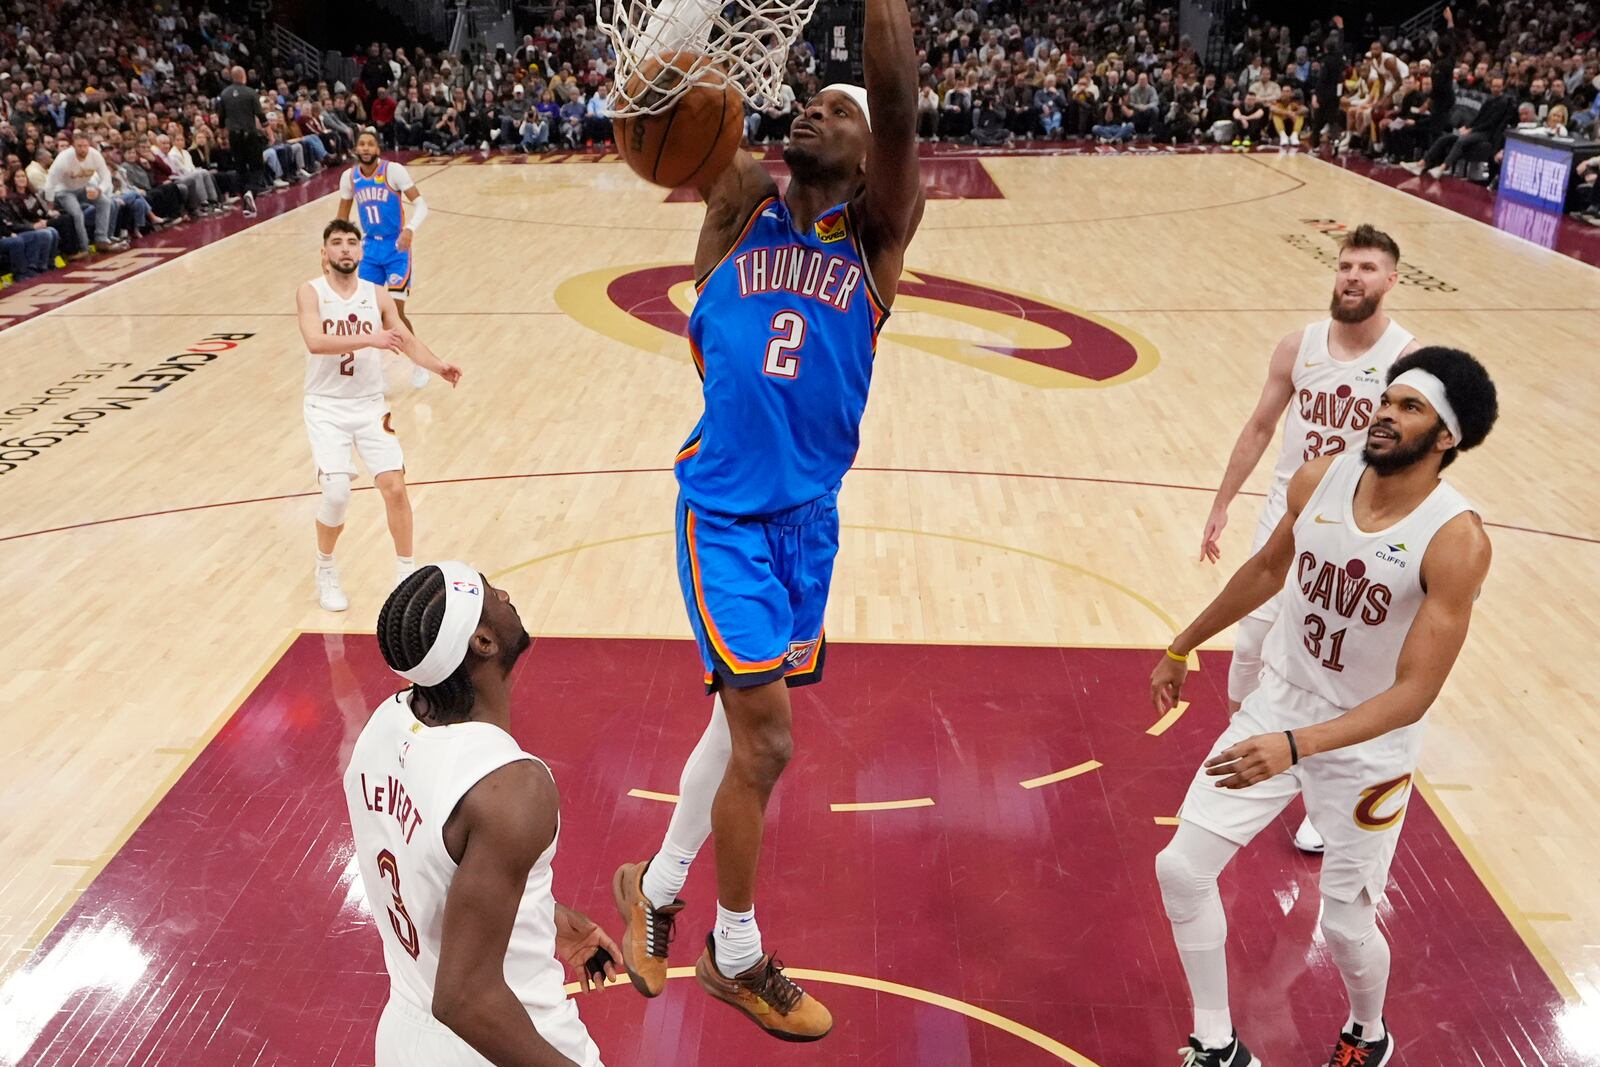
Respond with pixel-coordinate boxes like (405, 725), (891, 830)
(1164, 647), (1189, 663)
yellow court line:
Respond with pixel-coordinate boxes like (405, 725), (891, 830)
(1413, 773), (1579, 1003)
(1153, 816), (1181, 826)
(1146, 700), (1190, 737)
(1020, 759), (1103, 790)
(1525, 913), (1574, 923)
(0, 629), (302, 985)
(562, 966), (1103, 1065)
(49, 859), (96, 868)
(626, 789), (679, 804)
(1429, 782), (1473, 792)
(830, 798), (935, 813)
(154, 746), (191, 756)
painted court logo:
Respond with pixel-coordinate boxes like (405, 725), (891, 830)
(554, 264), (1158, 388)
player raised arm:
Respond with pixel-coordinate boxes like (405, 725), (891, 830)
(852, 0), (923, 296)
(1200, 329), (1301, 563)
(296, 280), (405, 355)
(377, 287), (461, 385)
(1205, 513), (1491, 788)
(432, 761), (584, 1067)
(1153, 455), (1337, 712)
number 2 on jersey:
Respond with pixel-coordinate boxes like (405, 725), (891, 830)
(339, 354), (355, 376)
(375, 849), (421, 959)
(763, 311), (806, 379)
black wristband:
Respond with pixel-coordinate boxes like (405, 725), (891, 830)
(1285, 730), (1300, 766)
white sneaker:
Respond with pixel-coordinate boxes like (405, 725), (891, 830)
(1293, 815), (1325, 854)
(1400, 161), (1425, 175)
(271, 178), (289, 188)
(1279, 132), (1289, 146)
(410, 363), (429, 389)
(1427, 165), (1446, 179)
(294, 169), (312, 181)
(316, 564), (349, 612)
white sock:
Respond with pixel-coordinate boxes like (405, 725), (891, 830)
(641, 695), (730, 909)
(714, 902), (762, 977)
(1194, 1008), (1233, 1050)
(396, 555), (415, 571)
(316, 551), (335, 568)
(1323, 894), (1391, 1042)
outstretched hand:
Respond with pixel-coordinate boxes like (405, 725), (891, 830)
(554, 905), (622, 992)
(1204, 732), (1293, 789)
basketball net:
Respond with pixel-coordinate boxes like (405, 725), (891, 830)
(599, 0), (818, 116)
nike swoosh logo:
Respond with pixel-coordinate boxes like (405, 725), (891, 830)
(1303, 360), (1322, 368)
(1314, 515), (1339, 525)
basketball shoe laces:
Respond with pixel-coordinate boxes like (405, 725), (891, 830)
(644, 899), (676, 959)
(744, 957), (805, 1014)
(1329, 1038), (1372, 1067)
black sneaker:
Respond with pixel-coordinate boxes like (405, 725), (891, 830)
(1178, 1030), (1257, 1066)
(1326, 1021), (1394, 1066)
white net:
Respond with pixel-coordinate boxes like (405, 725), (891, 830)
(599, 0), (819, 117)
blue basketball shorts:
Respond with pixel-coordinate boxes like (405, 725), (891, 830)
(359, 240), (412, 297)
(675, 490), (839, 693)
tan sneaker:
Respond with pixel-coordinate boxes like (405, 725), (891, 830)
(611, 860), (682, 998)
(694, 933), (833, 1042)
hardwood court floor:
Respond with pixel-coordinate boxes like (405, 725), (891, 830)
(1, 149), (1597, 1061)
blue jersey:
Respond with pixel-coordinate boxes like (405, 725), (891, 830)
(349, 161), (408, 242)
(677, 197), (888, 517)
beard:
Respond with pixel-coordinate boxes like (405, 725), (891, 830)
(1363, 419), (1444, 473)
(497, 626), (533, 673)
(1330, 285), (1380, 323)
(329, 258), (358, 275)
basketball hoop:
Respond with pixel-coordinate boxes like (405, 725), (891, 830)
(599, 0), (819, 116)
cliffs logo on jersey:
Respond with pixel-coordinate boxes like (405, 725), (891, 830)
(556, 263), (1159, 389)
(324, 311), (374, 336)
(1296, 551), (1392, 625)
(1377, 542), (1408, 568)
(1358, 365), (1383, 384)
(1297, 384), (1374, 432)
(814, 212), (848, 244)
(734, 245), (864, 313)
(1353, 772), (1412, 831)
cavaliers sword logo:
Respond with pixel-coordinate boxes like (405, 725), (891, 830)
(1353, 773), (1413, 832)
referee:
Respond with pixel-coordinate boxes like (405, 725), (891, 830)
(218, 66), (268, 197)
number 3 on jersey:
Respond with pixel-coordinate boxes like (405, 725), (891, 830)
(763, 311), (806, 379)
(376, 848), (421, 959)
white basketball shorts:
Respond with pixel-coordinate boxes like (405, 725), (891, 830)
(1178, 666), (1424, 904)
(304, 393), (404, 478)
(376, 993), (604, 1067)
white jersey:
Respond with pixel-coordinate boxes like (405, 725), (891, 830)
(1254, 317), (1414, 546)
(344, 695), (597, 1063)
(304, 275), (387, 399)
(1263, 453), (1474, 709)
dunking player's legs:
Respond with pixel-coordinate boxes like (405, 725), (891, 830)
(707, 681), (791, 967)
(638, 681), (786, 973)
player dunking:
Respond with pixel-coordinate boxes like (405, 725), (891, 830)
(345, 563), (621, 1066)
(337, 129), (432, 390)
(1200, 224), (1419, 855)
(608, 0), (923, 1043)
(1152, 347), (1498, 1066)
(298, 219), (460, 612)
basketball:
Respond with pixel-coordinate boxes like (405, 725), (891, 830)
(613, 51), (744, 188)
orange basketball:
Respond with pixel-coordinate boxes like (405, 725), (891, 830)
(613, 52), (743, 188)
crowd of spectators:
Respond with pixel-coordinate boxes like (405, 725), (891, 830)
(2, 0), (1597, 289)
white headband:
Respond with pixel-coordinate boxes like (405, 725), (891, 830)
(820, 83), (871, 130)
(396, 560), (486, 688)
(1389, 369), (1461, 444)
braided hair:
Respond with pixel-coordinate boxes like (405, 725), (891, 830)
(377, 566), (477, 724)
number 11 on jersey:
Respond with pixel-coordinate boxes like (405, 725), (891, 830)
(763, 311), (806, 379)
